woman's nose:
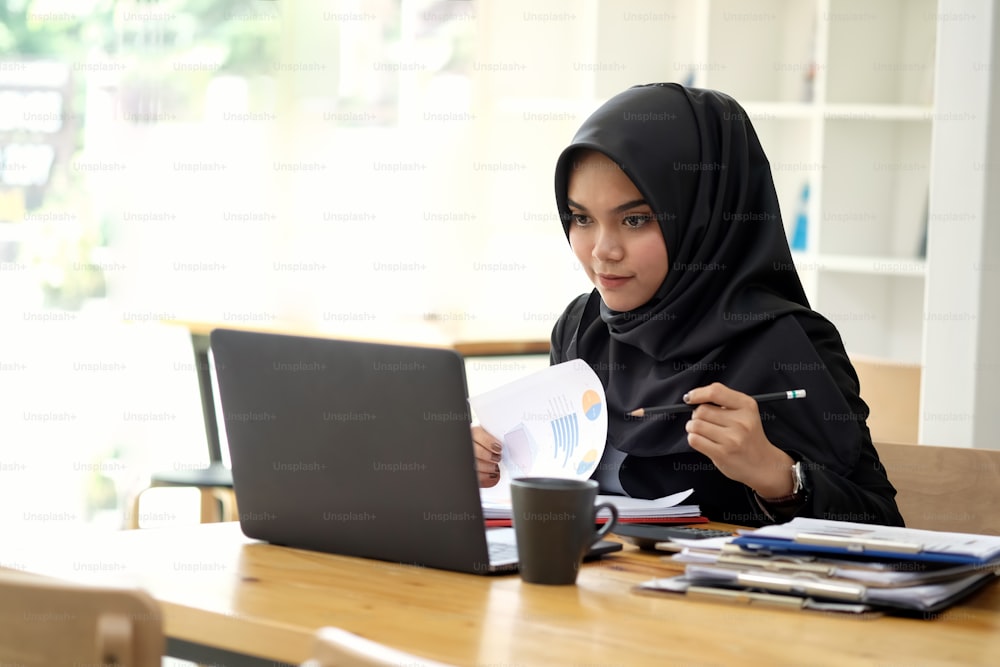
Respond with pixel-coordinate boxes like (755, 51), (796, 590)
(593, 225), (624, 261)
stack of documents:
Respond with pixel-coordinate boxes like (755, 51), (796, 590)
(482, 489), (702, 526)
(636, 518), (1000, 615)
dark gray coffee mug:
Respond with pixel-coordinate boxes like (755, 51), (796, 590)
(510, 477), (619, 585)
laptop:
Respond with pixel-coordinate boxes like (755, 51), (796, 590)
(209, 328), (621, 574)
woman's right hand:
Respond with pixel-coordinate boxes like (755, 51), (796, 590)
(472, 425), (503, 487)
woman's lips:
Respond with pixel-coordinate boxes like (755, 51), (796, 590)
(596, 273), (632, 289)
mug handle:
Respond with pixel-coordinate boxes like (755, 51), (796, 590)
(592, 502), (619, 542)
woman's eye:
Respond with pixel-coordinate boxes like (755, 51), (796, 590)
(623, 214), (653, 228)
(570, 213), (591, 226)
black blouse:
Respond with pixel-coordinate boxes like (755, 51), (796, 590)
(551, 291), (904, 527)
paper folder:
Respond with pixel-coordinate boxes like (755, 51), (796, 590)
(680, 564), (999, 613)
(709, 551), (997, 588)
(684, 585), (873, 614)
(638, 567), (999, 615)
(634, 575), (874, 615)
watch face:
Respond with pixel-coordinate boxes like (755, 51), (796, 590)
(792, 461), (807, 494)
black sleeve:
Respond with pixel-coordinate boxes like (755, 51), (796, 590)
(797, 447), (904, 526)
(789, 315), (905, 526)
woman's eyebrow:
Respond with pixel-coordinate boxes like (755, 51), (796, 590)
(612, 199), (650, 214)
(567, 197), (649, 214)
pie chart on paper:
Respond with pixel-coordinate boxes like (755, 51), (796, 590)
(582, 389), (602, 421)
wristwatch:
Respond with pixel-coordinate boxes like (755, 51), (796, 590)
(759, 460), (809, 506)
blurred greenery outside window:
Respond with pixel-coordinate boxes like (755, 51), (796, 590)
(1, 0), (475, 313)
(0, 0), (281, 310)
(1, 0), (476, 528)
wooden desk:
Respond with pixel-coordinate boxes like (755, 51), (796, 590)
(4, 523), (1000, 667)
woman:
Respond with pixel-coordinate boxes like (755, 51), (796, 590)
(473, 83), (903, 527)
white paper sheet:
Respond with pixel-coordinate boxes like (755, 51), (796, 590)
(469, 359), (607, 502)
(481, 489), (697, 520)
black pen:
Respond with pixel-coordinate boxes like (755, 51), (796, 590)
(627, 389), (807, 417)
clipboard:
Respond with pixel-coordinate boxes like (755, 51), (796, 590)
(732, 518), (1000, 566)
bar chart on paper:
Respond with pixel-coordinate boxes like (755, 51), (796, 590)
(470, 360), (608, 501)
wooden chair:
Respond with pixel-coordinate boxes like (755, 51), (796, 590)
(128, 329), (237, 528)
(876, 441), (1000, 535)
(302, 627), (454, 667)
(0, 570), (163, 667)
(850, 354), (922, 444)
(128, 464), (238, 528)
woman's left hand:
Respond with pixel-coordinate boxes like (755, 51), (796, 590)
(683, 382), (795, 498)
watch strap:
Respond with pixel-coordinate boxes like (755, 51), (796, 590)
(758, 460), (807, 506)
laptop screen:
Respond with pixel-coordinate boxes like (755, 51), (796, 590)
(210, 328), (498, 573)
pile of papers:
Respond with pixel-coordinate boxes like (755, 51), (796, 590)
(482, 489), (701, 524)
(636, 518), (1000, 616)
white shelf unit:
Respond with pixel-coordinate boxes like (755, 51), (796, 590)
(472, 0), (939, 363)
(697, 0), (937, 363)
(812, 0), (935, 362)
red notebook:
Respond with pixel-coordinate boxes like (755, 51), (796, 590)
(485, 515), (709, 528)
(482, 490), (701, 528)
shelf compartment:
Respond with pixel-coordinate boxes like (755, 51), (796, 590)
(704, 0), (819, 103)
(750, 117), (816, 242)
(593, 0), (703, 98)
(819, 118), (931, 259)
(824, 0), (937, 105)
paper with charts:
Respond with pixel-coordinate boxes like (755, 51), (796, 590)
(469, 359), (607, 502)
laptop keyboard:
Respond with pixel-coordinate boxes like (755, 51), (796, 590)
(487, 540), (519, 563)
(486, 528), (520, 565)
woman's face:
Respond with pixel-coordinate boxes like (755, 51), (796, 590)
(567, 150), (669, 312)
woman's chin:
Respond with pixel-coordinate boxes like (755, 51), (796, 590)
(598, 292), (642, 313)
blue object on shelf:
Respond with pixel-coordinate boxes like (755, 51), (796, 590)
(790, 182), (809, 251)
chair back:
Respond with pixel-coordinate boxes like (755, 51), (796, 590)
(851, 355), (922, 444)
(302, 627), (454, 667)
(0, 570), (163, 667)
(876, 441), (1000, 535)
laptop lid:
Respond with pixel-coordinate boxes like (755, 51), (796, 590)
(210, 328), (498, 574)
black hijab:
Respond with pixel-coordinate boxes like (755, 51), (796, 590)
(552, 84), (868, 496)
